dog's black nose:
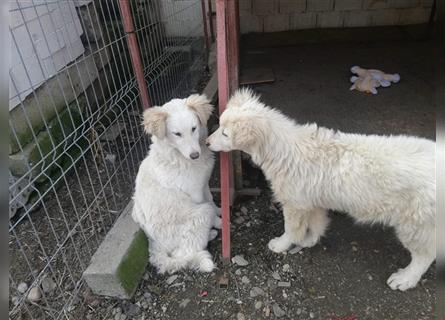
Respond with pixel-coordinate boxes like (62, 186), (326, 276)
(190, 152), (200, 160)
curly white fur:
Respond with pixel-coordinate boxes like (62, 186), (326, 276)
(207, 89), (435, 291)
(132, 95), (221, 274)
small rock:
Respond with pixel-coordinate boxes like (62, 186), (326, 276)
(241, 276), (250, 284)
(141, 301), (149, 310)
(125, 303), (141, 317)
(264, 306), (271, 317)
(272, 303), (286, 317)
(267, 278), (277, 289)
(289, 246), (303, 255)
(41, 277), (56, 294)
(232, 255), (249, 266)
(235, 269), (242, 275)
(240, 207), (248, 214)
(234, 217), (245, 224)
(271, 272), (281, 280)
(105, 153), (116, 165)
(235, 211), (242, 217)
(143, 292), (152, 300)
(162, 305), (167, 313)
(113, 307), (122, 315)
(179, 298), (191, 308)
(143, 273), (150, 281)
(249, 287), (264, 298)
(114, 313), (122, 320)
(17, 282), (28, 294)
(11, 296), (20, 306)
(277, 281), (291, 288)
(255, 301), (263, 310)
(27, 287), (41, 302)
(237, 312), (245, 320)
(296, 308), (302, 315)
(166, 275), (178, 285)
(309, 312), (315, 318)
(246, 222), (251, 227)
(368, 274), (373, 281)
(282, 264), (290, 272)
(352, 246), (358, 252)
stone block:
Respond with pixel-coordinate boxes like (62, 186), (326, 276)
(278, 0), (306, 14)
(317, 11), (344, 27)
(307, 0), (334, 11)
(290, 12), (317, 29)
(83, 202), (149, 299)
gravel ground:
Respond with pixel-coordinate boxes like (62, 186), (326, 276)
(79, 183), (435, 320)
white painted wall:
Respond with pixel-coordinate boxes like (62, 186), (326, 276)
(9, 1), (86, 110)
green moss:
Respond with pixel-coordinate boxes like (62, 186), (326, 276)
(116, 230), (149, 297)
(9, 106), (83, 180)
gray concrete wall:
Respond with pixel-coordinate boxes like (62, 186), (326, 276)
(210, 0), (433, 34)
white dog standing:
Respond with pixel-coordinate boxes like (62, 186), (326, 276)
(132, 94), (221, 274)
(206, 89), (435, 291)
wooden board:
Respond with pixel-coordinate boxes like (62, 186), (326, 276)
(240, 67), (275, 85)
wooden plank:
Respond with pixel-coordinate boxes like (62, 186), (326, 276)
(240, 67), (275, 85)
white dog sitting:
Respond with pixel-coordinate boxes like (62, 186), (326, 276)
(206, 89), (435, 291)
(132, 94), (221, 274)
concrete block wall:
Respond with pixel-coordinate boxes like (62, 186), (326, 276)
(159, 0), (206, 37)
(219, 0), (433, 34)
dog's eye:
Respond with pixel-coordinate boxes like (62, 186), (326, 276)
(192, 127), (196, 132)
(173, 132), (182, 137)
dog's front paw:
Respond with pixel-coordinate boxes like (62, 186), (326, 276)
(268, 236), (292, 253)
(387, 269), (420, 291)
(208, 229), (218, 241)
(199, 258), (215, 273)
(213, 216), (222, 229)
(214, 206), (221, 217)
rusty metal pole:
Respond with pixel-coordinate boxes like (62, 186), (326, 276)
(119, 0), (151, 109)
(216, 0), (232, 261)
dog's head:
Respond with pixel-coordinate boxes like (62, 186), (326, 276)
(206, 89), (265, 154)
(142, 94), (213, 160)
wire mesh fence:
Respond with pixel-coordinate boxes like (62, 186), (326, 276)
(9, 0), (209, 319)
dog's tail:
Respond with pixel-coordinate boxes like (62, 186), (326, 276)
(150, 248), (215, 274)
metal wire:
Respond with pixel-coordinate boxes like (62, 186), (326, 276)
(9, 1), (207, 319)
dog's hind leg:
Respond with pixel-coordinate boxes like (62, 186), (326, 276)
(299, 208), (330, 248)
(268, 205), (311, 253)
(387, 223), (435, 291)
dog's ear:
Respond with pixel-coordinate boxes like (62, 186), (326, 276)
(186, 94), (213, 125)
(142, 107), (168, 138)
(231, 118), (263, 150)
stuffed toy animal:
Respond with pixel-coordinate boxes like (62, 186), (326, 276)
(350, 66), (400, 94)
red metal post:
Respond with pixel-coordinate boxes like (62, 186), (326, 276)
(200, 0), (210, 65)
(216, 0), (232, 260)
(227, 0), (239, 91)
(119, 0), (151, 109)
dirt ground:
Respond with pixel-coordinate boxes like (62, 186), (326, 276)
(78, 36), (437, 319)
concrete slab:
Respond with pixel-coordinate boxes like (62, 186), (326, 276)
(83, 201), (148, 299)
